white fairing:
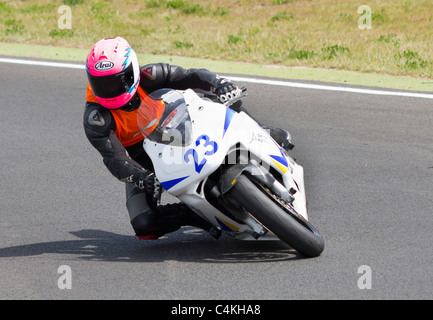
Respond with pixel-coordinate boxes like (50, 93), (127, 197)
(143, 89), (308, 238)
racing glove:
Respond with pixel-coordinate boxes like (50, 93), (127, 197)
(213, 78), (240, 103)
(135, 171), (163, 203)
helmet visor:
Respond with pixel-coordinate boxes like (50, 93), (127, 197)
(87, 63), (135, 99)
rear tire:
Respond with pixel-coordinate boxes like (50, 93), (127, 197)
(228, 174), (324, 257)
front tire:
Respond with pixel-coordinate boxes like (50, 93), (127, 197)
(228, 174), (324, 257)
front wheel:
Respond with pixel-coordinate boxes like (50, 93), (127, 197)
(228, 174), (324, 257)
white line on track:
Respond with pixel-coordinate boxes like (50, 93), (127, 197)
(1, 56), (433, 99)
(227, 76), (433, 100)
(0, 57), (84, 69)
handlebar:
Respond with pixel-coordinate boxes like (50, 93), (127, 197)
(224, 87), (247, 108)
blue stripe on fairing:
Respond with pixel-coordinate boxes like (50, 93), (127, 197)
(269, 149), (288, 167)
(222, 107), (236, 138)
(160, 176), (189, 190)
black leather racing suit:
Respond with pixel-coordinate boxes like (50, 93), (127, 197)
(83, 63), (223, 238)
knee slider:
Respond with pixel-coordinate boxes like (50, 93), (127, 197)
(130, 211), (160, 237)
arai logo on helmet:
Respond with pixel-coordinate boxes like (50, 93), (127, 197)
(94, 60), (115, 71)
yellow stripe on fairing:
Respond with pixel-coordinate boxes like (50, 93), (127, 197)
(218, 217), (239, 231)
(271, 158), (288, 173)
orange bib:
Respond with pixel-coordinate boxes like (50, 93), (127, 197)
(86, 84), (148, 147)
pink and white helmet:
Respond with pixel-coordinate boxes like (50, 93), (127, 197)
(86, 37), (140, 110)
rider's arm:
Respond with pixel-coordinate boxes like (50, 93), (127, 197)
(83, 102), (149, 184)
(139, 63), (221, 93)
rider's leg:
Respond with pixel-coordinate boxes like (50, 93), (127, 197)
(125, 182), (221, 239)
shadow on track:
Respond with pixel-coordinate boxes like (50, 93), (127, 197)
(0, 228), (303, 263)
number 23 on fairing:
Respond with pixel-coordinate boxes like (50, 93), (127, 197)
(184, 134), (218, 173)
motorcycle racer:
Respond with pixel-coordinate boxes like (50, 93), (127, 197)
(83, 37), (291, 240)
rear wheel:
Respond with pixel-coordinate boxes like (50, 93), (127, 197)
(228, 174), (324, 257)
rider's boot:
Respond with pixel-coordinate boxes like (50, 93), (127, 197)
(229, 102), (294, 151)
(261, 126), (294, 151)
(179, 203), (222, 239)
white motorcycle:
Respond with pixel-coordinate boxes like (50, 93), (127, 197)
(137, 88), (324, 257)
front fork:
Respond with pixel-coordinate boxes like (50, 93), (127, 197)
(211, 161), (295, 238)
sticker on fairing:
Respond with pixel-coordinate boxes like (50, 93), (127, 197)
(184, 134), (218, 173)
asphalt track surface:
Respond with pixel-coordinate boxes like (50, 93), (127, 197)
(1, 58), (432, 300)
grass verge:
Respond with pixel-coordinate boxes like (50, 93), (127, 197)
(0, 0), (432, 91)
(1, 41), (433, 92)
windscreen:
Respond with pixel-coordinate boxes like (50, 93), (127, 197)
(137, 89), (192, 146)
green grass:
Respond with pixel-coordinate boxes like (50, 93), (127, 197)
(0, 0), (432, 79)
